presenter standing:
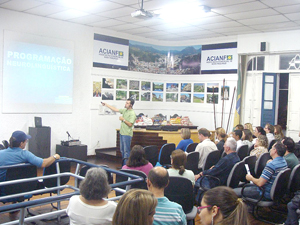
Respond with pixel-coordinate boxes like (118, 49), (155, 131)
(102, 98), (136, 165)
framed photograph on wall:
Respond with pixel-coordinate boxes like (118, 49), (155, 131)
(221, 86), (230, 100)
(180, 93), (191, 103)
(193, 93), (204, 103)
(152, 92), (163, 102)
(207, 94), (218, 104)
(129, 91), (139, 101)
(141, 81), (151, 91)
(116, 90), (127, 100)
(181, 83), (191, 92)
(166, 93), (178, 102)
(116, 79), (127, 89)
(102, 90), (114, 100)
(166, 83), (178, 92)
(129, 80), (139, 90)
(207, 83), (219, 93)
(141, 92), (151, 101)
(194, 83), (205, 92)
(102, 78), (114, 89)
(153, 82), (164, 92)
(93, 81), (101, 97)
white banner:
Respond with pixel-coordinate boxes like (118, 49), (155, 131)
(201, 48), (238, 71)
(93, 39), (129, 67)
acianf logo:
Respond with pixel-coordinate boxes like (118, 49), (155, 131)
(98, 48), (124, 60)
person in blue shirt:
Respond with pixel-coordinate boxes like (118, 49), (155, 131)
(0, 130), (60, 182)
(176, 128), (193, 152)
(244, 141), (287, 200)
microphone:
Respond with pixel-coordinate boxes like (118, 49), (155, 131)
(66, 131), (72, 140)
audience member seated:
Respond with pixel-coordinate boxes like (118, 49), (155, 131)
(215, 127), (227, 156)
(112, 189), (157, 225)
(147, 167), (187, 225)
(198, 186), (250, 225)
(244, 123), (254, 135)
(122, 145), (153, 176)
(67, 167), (117, 225)
(168, 149), (195, 185)
(283, 137), (299, 170)
(235, 124), (244, 131)
(274, 124), (284, 140)
(176, 128), (193, 152)
(244, 142), (287, 200)
(252, 126), (266, 144)
(284, 191), (300, 225)
(242, 129), (254, 149)
(194, 138), (240, 203)
(264, 123), (275, 146)
(232, 130), (243, 149)
(0, 131), (60, 182)
(249, 135), (268, 159)
(195, 128), (218, 170)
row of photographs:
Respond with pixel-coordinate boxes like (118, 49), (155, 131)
(101, 78), (229, 94)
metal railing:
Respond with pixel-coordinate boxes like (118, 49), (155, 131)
(0, 158), (144, 225)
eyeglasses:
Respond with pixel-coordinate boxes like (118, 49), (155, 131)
(197, 205), (212, 213)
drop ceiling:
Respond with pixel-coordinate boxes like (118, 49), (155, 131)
(1, 0), (300, 41)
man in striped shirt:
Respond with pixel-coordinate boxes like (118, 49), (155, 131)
(147, 167), (187, 225)
(244, 141), (287, 200)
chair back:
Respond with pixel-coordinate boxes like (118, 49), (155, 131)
(2, 164), (37, 202)
(288, 164), (300, 193)
(115, 169), (147, 196)
(2, 140), (9, 149)
(158, 143), (176, 166)
(165, 177), (194, 213)
(237, 145), (249, 160)
(270, 168), (291, 201)
(43, 161), (71, 188)
(243, 155), (256, 177)
(144, 145), (159, 166)
(227, 161), (246, 188)
(186, 143), (198, 153)
(78, 165), (113, 187)
(254, 152), (271, 178)
(248, 143), (255, 154)
(202, 150), (220, 171)
(185, 151), (200, 174)
(268, 139), (277, 151)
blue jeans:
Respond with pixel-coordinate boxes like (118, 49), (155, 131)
(120, 135), (132, 165)
(285, 201), (299, 225)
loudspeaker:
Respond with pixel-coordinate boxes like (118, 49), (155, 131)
(260, 42), (267, 51)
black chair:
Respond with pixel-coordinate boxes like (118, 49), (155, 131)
(115, 169), (147, 196)
(248, 143), (255, 154)
(186, 143), (198, 153)
(165, 177), (197, 224)
(241, 168), (291, 223)
(287, 164), (300, 195)
(202, 150), (220, 171)
(2, 140), (9, 149)
(1, 164), (38, 203)
(236, 145), (249, 160)
(144, 145), (159, 166)
(254, 152), (271, 178)
(0, 144), (5, 150)
(185, 151), (200, 174)
(268, 139), (277, 151)
(42, 160), (71, 192)
(78, 165), (113, 187)
(157, 143), (176, 167)
(243, 155), (257, 177)
(227, 161), (247, 189)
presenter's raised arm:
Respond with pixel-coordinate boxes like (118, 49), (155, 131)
(101, 102), (119, 112)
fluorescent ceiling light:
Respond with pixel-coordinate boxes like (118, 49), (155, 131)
(155, 3), (211, 22)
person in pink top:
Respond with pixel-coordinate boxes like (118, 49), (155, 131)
(122, 145), (153, 176)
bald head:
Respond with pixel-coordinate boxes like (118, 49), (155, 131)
(148, 167), (169, 189)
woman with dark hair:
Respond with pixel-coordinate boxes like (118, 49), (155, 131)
(198, 186), (250, 225)
(167, 149), (195, 185)
(176, 128), (193, 152)
(112, 189), (157, 225)
(122, 145), (153, 175)
(242, 129), (253, 148)
(252, 126), (266, 144)
(66, 167), (117, 225)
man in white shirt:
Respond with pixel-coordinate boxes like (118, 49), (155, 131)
(264, 123), (275, 147)
(195, 128), (218, 169)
